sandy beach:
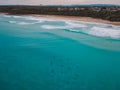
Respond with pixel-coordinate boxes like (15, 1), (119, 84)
(26, 14), (120, 26)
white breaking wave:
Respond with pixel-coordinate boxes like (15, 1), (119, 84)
(41, 21), (120, 39)
(65, 26), (120, 39)
(41, 25), (66, 29)
(7, 15), (120, 39)
(12, 16), (23, 18)
(23, 16), (63, 23)
(24, 17), (45, 22)
(3, 15), (12, 18)
(84, 27), (120, 39)
(41, 21), (87, 30)
(65, 21), (87, 28)
(9, 21), (36, 25)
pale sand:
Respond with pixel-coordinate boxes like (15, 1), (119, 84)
(25, 14), (120, 26)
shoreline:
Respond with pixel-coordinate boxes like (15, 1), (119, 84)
(1, 13), (120, 26)
(24, 14), (120, 26)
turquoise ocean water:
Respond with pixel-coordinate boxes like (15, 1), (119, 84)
(0, 14), (120, 90)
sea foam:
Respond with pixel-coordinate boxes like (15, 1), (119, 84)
(3, 15), (12, 18)
(9, 20), (42, 25)
(65, 21), (87, 28)
(41, 25), (65, 29)
(6, 15), (120, 39)
(84, 26), (120, 39)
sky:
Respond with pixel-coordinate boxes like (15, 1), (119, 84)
(0, 0), (119, 5)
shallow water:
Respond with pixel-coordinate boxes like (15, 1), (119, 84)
(0, 14), (120, 90)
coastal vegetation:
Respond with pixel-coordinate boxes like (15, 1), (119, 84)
(0, 5), (120, 22)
